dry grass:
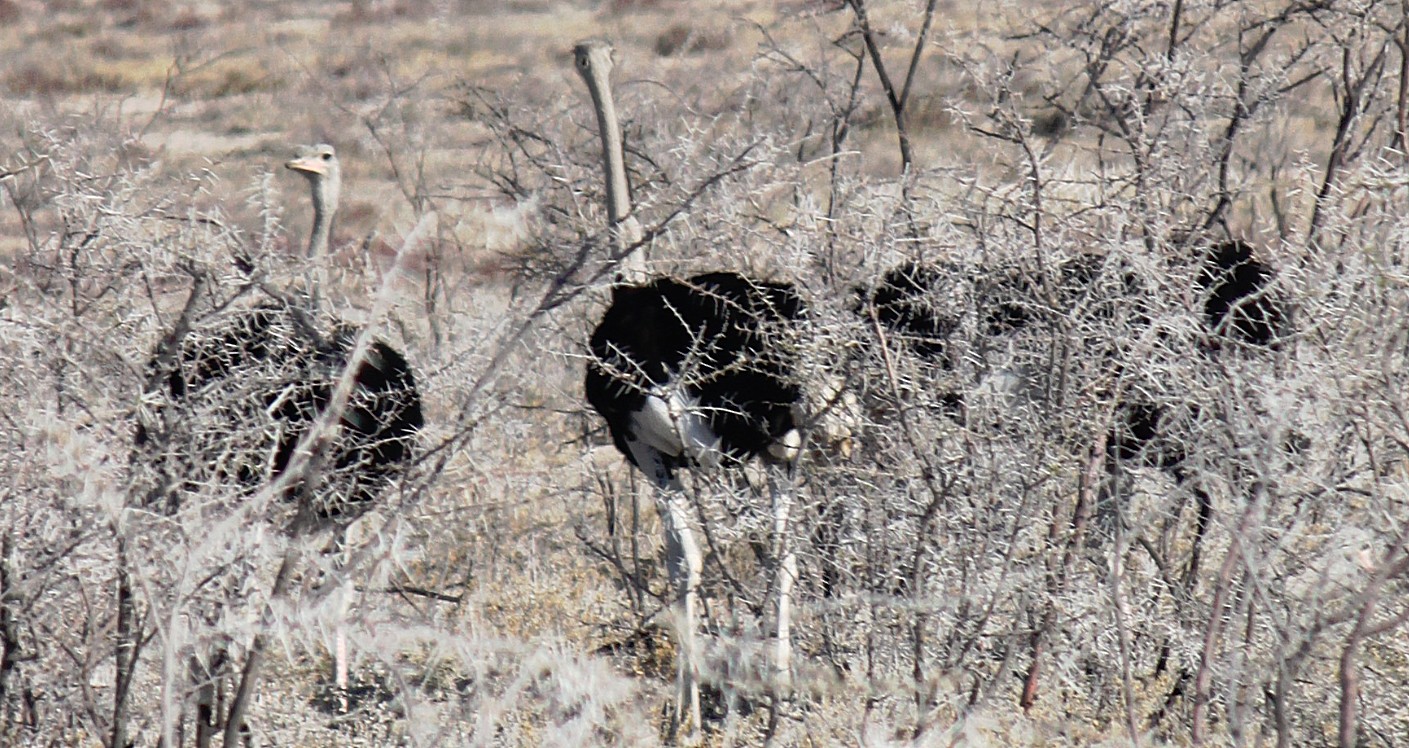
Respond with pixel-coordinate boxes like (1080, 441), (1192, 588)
(3, 0), (1409, 745)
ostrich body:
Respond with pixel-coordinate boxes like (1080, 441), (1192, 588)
(1099, 239), (1285, 589)
(851, 260), (967, 425)
(146, 307), (421, 519)
(857, 261), (961, 362)
(587, 272), (805, 474)
(1086, 240), (1284, 586)
(576, 39), (803, 736)
(855, 254), (1141, 410)
(1197, 240), (1285, 347)
(134, 144), (422, 745)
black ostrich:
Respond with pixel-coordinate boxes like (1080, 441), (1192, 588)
(141, 306), (421, 521)
(1006, 255), (1185, 479)
(1102, 237), (1288, 479)
(1197, 240), (1286, 347)
(979, 252), (1150, 337)
(575, 39), (805, 736)
(1099, 239), (1285, 585)
(265, 144), (422, 516)
(1085, 240), (1284, 471)
(587, 272), (806, 477)
(960, 254), (1202, 523)
(856, 261), (962, 361)
(850, 255), (1117, 421)
(1093, 239), (1288, 590)
(878, 251), (1147, 422)
(851, 260), (968, 421)
(132, 144), (422, 745)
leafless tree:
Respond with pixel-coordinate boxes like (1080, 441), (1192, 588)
(4, 1), (1409, 745)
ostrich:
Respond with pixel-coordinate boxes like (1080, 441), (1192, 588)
(856, 261), (962, 361)
(1091, 239), (1284, 577)
(132, 143), (422, 745)
(1099, 240), (1285, 584)
(1103, 400), (1211, 579)
(1104, 238), (1288, 492)
(856, 253), (1193, 515)
(575, 39), (805, 736)
(850, 255), (1109, 429)
(139, 144), (422, 518)
(1197, 240), (1285, 347)
(1089, 239), (1286, 473)
(853, 260), (966, 419)
(278, 144), (423, 520)
(1092, 240), (1288, 585)
(878, 253), (1184, 485)
(855, 253), (1144, 417)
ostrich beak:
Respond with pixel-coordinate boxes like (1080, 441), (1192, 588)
(285, 156), (328, 176)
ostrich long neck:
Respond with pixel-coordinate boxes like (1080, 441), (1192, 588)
(581, 53), (645, 278)
(307, 179), (334, 260)
(301, 170), (339, 311)
(584, 69), (630, 231)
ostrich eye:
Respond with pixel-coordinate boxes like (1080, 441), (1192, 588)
(321, 152), (332, 160)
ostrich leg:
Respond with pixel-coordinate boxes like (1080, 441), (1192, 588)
(768, 465), (796, 694)
(660, 491), (703, 738)
(626, 438), (702, 740)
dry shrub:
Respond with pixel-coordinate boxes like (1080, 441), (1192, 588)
(2, 0), (1408, 745)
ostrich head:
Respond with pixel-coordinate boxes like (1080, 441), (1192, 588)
(285, 143), (342, 259)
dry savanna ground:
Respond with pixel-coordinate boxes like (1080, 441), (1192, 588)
(3, 0), (1409, 746)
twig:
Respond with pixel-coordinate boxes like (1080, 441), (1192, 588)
(379, 584), (464, 604)
(1191, 482), (1266, 744)
(1021, 432), (1107, 712)
(846, 0), (932, 172)
(222, 549), (298, 747)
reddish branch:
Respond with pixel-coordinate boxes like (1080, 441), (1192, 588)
(1337, 538), (1409, 747)
(1021, 431), (1108, 711)
(1191, 482), (1267, 744)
